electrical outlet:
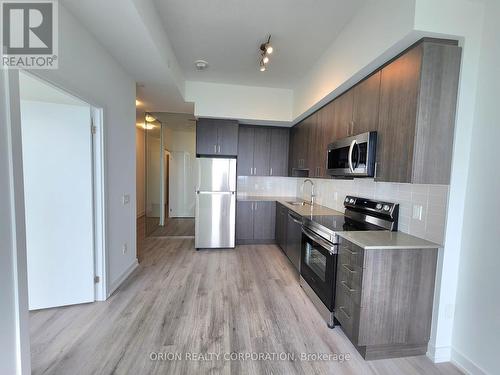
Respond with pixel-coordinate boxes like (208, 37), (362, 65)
(122, 194), (130, 205)
(412, 204), (423, 220)
(122, 243), (128, 254)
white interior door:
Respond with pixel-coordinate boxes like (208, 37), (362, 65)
(20, 100), (94, 310)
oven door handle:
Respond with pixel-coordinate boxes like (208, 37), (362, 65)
(348, 140), (356, 173)
(302, 227), (337, 254)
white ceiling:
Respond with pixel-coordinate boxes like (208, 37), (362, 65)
(62, 0), (366, 113)
(154, 0), (366, 89)
(19, 72), (89, 107)
(151, 112), (196, 131)
(62, 0), (193, 113)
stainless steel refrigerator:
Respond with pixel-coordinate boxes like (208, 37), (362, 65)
(195, 158), (236, 249)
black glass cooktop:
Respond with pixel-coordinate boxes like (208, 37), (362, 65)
(308, 214), (385, 232)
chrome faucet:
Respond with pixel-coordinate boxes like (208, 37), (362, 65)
(302, 179), (315, 206)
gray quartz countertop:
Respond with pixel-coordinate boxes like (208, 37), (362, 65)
(336, 231), (440, 250)
(236, 195), (342, 217)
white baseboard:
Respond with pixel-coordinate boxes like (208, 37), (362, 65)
(451, 348), (488, 375)
(107, 259), (139, 298)
(427, 344), (451, 363)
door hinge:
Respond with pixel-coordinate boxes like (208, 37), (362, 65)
(94, 276), (100, 284)
(91, 117), (97, 134)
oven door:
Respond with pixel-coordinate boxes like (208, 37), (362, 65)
(327, 131), (377, 177)
(300, 227), (337, 311)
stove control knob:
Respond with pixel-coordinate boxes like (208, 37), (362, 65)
(376, 203), (383, 210)
(345, 197), (350, 203)
(383, 204), (391, 211)
(349, 198), (355, 204)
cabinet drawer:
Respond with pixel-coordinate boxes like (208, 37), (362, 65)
(335, 284), (360, 341)
(338, 240), (364, 268)
(336, 261), (362, 306)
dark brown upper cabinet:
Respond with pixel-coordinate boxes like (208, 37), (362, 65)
(287, 38), (461, 184)
(252, 127), (271, 176)
(307, 112), (326, 178)
(376, 40), (461, 184)
(237, 126), (255, 176)
(289, 121), (310, 175)
(196, 118), (239, 157)
(237, 125), (289, 177)
(352, 71), (381, 135)
(332, 90), (354, 139)
(269, 127), (290, 177)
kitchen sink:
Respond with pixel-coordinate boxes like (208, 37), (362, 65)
(286, 201), (311, 206)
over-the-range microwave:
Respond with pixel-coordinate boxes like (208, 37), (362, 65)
(326, 131), (377, 177)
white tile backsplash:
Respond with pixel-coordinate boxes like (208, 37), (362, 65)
(295, 178), (449, 245)
(238, 176), (449, 245)
(237, 176), (298, 197)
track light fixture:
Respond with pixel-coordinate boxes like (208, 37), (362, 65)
(259, 35), (273, 72)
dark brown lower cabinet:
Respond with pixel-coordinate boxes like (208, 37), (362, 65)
(236, 201), (275, 244)
(335, 237), (438, 360)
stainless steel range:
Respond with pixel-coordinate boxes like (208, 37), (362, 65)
(299, 196), (399, 328)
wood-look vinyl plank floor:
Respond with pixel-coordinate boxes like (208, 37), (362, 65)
(30, 238), (462, 375)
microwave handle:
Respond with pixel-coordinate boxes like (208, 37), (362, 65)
(348, 140), (356, 173)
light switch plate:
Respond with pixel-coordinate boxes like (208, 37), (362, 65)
(412, 204), (423, 220)
(122, 194), (130, 205)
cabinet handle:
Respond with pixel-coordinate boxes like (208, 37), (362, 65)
(250, 167), (253, 175)
(342, 246), (358, 255)
(374, 162), (378, 179)
(254, 167), (257, 175)
(270, 167), (273, 176)
(218, 144), (221, 153)
(214, 144), (217, 153)
(342, 264), (356, 274)
(251, 202), (254, 211)
(254, 202), (258, 210)
(339, 306), (351, 320)
(341, 280), (356, 293)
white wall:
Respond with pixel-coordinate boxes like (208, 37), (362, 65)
(185, 81), (293, 123)
(32, 3), (137, 294)
(450, 1), (500, 373)
(136, 127), (146, 217)
(164, 127), (197, 217)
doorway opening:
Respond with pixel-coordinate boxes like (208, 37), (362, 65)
(144, 112), (196, 237)
(18, 71), (106, 314)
